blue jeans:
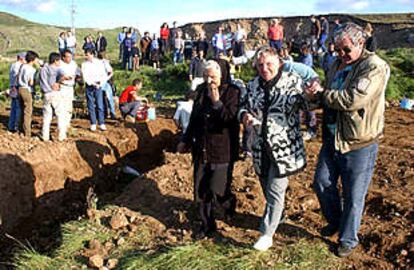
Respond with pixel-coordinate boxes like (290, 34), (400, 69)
(173, 49), (183, 64)
(319, 33), (328, 52)
(269, 40), (282, 50)
(86, 86), (105, 125)
(313, 139), (379, 248)
(102, 82), (116, 117)
(119, 101), (141, 117)
(8, 97), (21, 131)
(122, 51), (132, 70)
(259, 159), (289, 237)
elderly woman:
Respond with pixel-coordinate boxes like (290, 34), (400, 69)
(177, 60), (240, 237)
(239, 46), (315, 251)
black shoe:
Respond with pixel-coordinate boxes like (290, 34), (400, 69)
(337, 244), (355, 257)
(320, 224), (339, 237)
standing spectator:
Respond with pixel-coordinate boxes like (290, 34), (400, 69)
(170, 21), (178, 51)
(239, 46), (313, 251)
(298, 43), (317, 141)
(212, 26), (226, 58)
(82, 35), (96, 53)
(310, 15), (321, 55)
(58, 32), (66, 55)
(216, 51), (231, 85)
(194, 32), (209, 57)
(234, 23), (247, 57)
(183, 33), (193, 62)
(160, 23), (170, 56)
(173, 30), (184, 65)
(364, 23), (377, 52)
(130, 28), (138, 44)
(122, 32), (134, 70)
(59, 49), (80, 131)
(17, 50), (39, 137)
(66, 31), (77, 56)
(267, 18), (284, 50)
(117, 27), (127, 62)
(96, 32), (108, 53)
(150, 34), (160, 69)
(119, 78), (143, 123)
(177, 60), (240, 237)
(131, 43), (141, 71)
(189, 49), (207, 91)
(7, 52), (26, 132)
(97, 52), (116, 119)
(140, 31), (152, 66)
(319, 16), (329, 53)
(225, 25), (234, 51)
(81, 48), (108, 131)
(321, 42), (338, 75)
(306, 23), (390, 257)
(40, 52), (66, 141)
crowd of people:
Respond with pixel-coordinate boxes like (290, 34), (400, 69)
(4, 16), (387, 259)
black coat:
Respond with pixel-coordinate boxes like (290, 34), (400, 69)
(96, 36), (108, 52)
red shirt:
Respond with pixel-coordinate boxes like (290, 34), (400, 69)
(267, 25), (284, 41)
(119, 85), (137, 104)
(160, 27), (170, 40)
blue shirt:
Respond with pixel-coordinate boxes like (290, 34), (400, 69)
(117, 32), (126, 44)
(298, 53), (313, 68)
(282, 61), (318, 83)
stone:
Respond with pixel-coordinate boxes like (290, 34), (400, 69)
(106, 258), (119, 269)
(89, 254), (104, 268)
(110, 212), (129, 230)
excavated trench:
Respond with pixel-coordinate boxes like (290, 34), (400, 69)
(0, 118), (179, 258)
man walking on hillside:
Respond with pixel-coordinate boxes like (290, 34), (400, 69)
(96, 32), (108, 53)
(309, 15), (321, 55)
(117, 27), (127, 62)
(305, 23), (390, 257)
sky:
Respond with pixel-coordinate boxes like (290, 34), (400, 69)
(0, 0), (413, 34)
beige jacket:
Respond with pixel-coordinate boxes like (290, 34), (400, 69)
(323, 49), (390, 153)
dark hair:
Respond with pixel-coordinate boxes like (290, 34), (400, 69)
(84, 48), (95, 55)
(25, 50), (39, 63)
(185, 91), (197, 100)
(132, 78), (142, 86)
(97, 51), (106, 59)
(48, 52), (61, 64)
(63, 49), (72, 56)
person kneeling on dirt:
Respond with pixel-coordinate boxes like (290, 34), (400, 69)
(119, 78), (143, 123)
(173, 91), (196, 135)
(177, 60), (240, 237)
(305, 22), (390, 258)
(40, 52), (66, 141)
(239, 46), (316, 251)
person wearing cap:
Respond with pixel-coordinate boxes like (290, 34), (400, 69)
(7, 52), (26, 132)
(239, 46), (316, 251)
(305, 22), (390, 257)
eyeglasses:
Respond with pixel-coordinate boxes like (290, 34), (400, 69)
(335, 46), (352, 54)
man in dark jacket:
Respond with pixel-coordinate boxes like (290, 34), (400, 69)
(96, 32), (108, 53)
(177, 60), (240, 237)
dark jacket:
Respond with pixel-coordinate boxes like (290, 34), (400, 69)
(182, 82), (240, 164)
(96, 36), (107, 52)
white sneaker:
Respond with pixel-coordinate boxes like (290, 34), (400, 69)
(99, 124), (107, 131)
(253, 235), (273, 251)
(90, 124), (97, 131)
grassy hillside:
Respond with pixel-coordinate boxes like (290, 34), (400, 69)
(0, 12), (120, 58)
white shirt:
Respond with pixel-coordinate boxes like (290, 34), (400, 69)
(66, 35), (77, 48)
(101, 59), (113, 80)
(173, 101), (193, 133)
(81, 58), (108, 87)
(16, 64), (36, 92)
(235, 29), (246, 42)
(59, 60), (80, 86)
(9, 61), (23, 88)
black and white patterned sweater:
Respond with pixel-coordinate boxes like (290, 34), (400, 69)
(239, 71), (311, 178)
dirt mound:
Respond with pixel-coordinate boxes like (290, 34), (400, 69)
(114, 107), (414, 269)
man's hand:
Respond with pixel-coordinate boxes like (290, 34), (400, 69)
(304, 79), (323, 100)
(177, 142), (188, 153)
(242, 113), (254, 127)
(52, 83), (60, 91)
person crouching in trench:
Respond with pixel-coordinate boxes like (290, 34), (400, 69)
(177, 60), (240, 237)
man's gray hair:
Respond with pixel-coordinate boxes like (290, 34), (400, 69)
(253, 45), (279, 68)
(333, 22), (366, 45)
(203, 60), (221, 77)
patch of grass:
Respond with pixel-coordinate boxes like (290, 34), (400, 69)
(118, 239), (340, 270)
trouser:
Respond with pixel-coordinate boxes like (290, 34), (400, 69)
(173, 49), (183, 64)
(259, 154), (289, 237)
(85, 86), (105, 125)
(122, 51), (132, 70)
(18, 88), (32, 137)
(300, 110), (317, 134)
(269, 40), (282, 50)
(8, 97), (21, 131)
(235, 41), (245, 57)
(42, 92), (66, 141)
(60, 85), (74, 130)
(119, 101), (141, 117)
(313, 138), (378, 248)
(242, 125), (254, 153)
(319, 33), (328, 53)
(310, 35), (318, 54)
(119, 43), (124, 61)
(102, 82), (116, 118)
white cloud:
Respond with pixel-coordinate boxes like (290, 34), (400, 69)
(0, 0), (57, 13)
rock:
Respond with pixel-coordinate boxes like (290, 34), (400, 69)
(128, 224), (138, 232)
(106, 258), (119, 269)
(99, 267), (109, 270)
(89, 254), (104, 268)
(110, 212), (129, 230)
(89, 239), (102, 250)
(116, 237), (125, 246)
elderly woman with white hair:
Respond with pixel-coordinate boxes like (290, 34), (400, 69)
(177, 60), (240, 237)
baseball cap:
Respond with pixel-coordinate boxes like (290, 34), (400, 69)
(17, 52), (27, 59)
